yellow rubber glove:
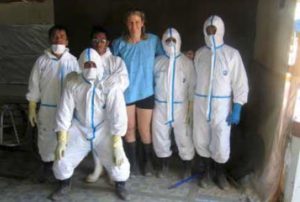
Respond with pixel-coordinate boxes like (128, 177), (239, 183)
(186, 101), (194, 125)
(55, 131), (68, 161)
(28, 101), (37, 127)
(112, 135), (124, 167)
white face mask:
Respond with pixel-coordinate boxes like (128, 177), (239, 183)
(205, 35), (219, 49)
(166, 41), (176, 47)
(164, 42), (177, 56)
(51, 44), (66, 55)
(204, 30), (224, 48)
(83, 68), (97, 81)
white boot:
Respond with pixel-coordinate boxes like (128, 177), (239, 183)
(86, 151), (104, 183)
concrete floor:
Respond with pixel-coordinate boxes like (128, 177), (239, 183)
(0, 149), (261, 202)
(0, 175), (260, 202)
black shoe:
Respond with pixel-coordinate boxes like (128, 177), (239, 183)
(142, 143), (154, 176)
(196, 157), (212, 188)
(198, 171), (211, 188)
(212, 162), (228, 190)
(49, 178), (71, 201)
(156, 157), (169, 178)
(143, 160), (154, 176)
(214, 174), (228, 190)
(124, 142), (139, 176)
(181, 160), (192, 179)
(115, 181), (128, 201)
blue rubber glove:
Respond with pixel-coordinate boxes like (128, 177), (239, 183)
(226, 103), (242, 125)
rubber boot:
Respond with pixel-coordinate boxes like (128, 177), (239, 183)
(142, 143), (154, 176)
(115, 181), (128, 201)
(212, 162), (228, 190)
(124, 142), (139, 176)
(182, 160), (192, 179)
(49, 178), (71, 201)
(156, 157), (169, 178)
(198, 157), (211, 188)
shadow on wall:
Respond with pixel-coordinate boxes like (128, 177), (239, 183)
(225, 58), (286, 182)
(226, 125), (264, 181)
(238, 59), (286, 181)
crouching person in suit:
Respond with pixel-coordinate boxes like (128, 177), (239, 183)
(50, 48), (130, 201)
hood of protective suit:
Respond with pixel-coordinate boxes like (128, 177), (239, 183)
(78, 48), (104, 81)
(162, 28), (181, 57)
(203, 15), (225, 48)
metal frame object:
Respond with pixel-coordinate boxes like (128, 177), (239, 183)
(0, 104), (21, 146)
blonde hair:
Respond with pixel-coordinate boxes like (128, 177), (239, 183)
(123, 9), (148, 41)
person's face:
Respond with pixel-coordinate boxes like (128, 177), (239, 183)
(91, 32), (109, 55)
(126, 14), (144, 36)
(185, 50), (194, 60)
(165, 37), (177, 45)
(50, 30), (68, 46)
(84, 61), (97, 69)
(206, 25), (217, 36)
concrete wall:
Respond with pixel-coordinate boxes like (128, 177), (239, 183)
(249, 0), (296, 200)
(54, 0), (258, 61)
(0, 0), (54, 24)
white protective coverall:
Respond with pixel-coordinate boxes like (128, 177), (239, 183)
(193, 16), (249, 163)
(89, 48), (129, 181)
(101, 48), (129, 91)
(53, 48), (130, 181)
(26, 49), (80, 162)
(152, 28), (195, 160)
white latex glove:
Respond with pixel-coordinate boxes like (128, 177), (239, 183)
(28, 101), (37, 127)
(55, 131), (68, 161)
(112, 135), (124, 167)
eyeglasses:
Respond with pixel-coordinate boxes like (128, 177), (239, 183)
(165, 37), (176, 44)
(84, 61), (96, 69)
(92, 38), (108, 44)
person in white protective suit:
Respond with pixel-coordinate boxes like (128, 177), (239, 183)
(26, 25), (80, 182)
(193, 15), (249, 189)
(85, 26), (129, 183)
(152, 28), (195, 178)
(50, 48), (130, 201)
